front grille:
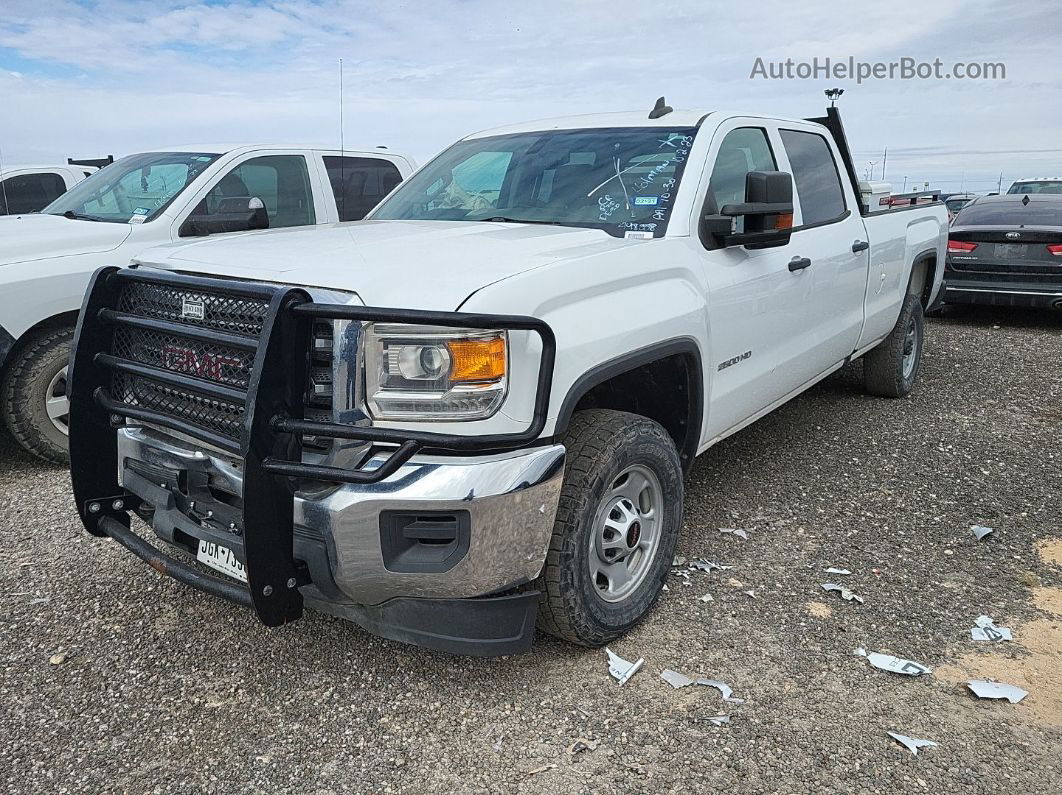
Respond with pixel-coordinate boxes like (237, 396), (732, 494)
(110, 280), (267, 443)
(118, 282), (270, 335)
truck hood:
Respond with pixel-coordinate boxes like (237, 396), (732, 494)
(136, 220), (632, 309)
(0, 213), (132, 265)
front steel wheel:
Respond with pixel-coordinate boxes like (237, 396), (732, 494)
(588, 464), (663, 603)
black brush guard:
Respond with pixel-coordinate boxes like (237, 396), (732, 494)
(69, 266), (556, 627)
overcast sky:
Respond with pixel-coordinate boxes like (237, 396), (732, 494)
(1, 0), (1058, 193)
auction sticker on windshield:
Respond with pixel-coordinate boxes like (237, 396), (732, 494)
(196, 539), (247, 582)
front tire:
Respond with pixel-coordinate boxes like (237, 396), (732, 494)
(535, 409), (683, 646)
(863, 292), (924, 398)
(1, 326), (73, 464)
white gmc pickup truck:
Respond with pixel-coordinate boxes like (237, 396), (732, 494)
(67, 102), (946, 656)
(0, 145), (413, 462)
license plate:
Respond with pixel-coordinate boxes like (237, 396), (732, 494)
(196, 539), (247, 582)
(993, 243), (1027, 260)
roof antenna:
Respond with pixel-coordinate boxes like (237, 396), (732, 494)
(825, 87), (844, 107)
(339, 57), (346, 220)
(648, 96), (673, 120)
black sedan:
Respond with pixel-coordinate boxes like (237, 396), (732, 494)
(942, 194), (1062, 309)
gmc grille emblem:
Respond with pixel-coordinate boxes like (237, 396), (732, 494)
(181, 298), (205, 320)
(163, 344), (240, 381)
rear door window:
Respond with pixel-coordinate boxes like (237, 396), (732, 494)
(323, 156), (403, 221)
(779, 130), (847, 226)
(0, 171), (68, 214)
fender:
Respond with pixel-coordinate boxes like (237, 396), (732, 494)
(0, 324), (14, 371)
(553, 337), (704, 470)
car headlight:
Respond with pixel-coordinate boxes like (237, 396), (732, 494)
(363, 323), (508, 420)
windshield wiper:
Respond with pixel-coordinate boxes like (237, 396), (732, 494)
(60, 210), (106, 222)
(483, 216), (563, 226)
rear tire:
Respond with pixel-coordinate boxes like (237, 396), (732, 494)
(863, 292), (924, 398)
(535, 409), (683, 646)
(1, 326), (73, 465)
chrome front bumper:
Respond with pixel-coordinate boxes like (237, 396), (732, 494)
(116, 427), (565, 606)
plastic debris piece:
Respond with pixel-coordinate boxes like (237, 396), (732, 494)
(970, 615), (1013, 642)
(887, 731), (938, 755)
(966, 680), (1027, 703)
(662, 584), (669, 592)
(821, 583), (865, 604)
(527, 763), (556, 776)
(706, 715), (730, 726)
(27, 597), (50, 605)
(696, 679), (745, 703)
(661, 670), (744, 702)
(49, 653), (67, 665)
(855, 648), (932, 676)
(699, 593), (713, 602)
(719, 528), (750, 540)
(672, 555), (687, 567)
(824, 567), (852, 576)
(971, 525), (994, 541)
(660, 669), (696, 689)
(743, 590), (756, 599)
(567, 738), (599, 755)
(606, 648), (644, 685)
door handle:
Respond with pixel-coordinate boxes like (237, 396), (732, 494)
(852, 240), (870, 253)
(788, 256), (812, 272)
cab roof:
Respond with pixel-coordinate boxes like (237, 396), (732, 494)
(462, 108), (829, 140)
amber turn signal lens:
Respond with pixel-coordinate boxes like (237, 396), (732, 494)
(774, 212), (794, 230)
(446, 336), (507, 382)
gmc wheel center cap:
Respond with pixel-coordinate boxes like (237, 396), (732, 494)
(626, 522), (641, 548)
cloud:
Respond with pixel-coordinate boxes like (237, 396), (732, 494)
(0, 0), (1057, 189)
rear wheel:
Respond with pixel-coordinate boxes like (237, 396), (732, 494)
(1, 326), (73, 464)
(863, 292), (924, 398)
(535, 409), (683, 646)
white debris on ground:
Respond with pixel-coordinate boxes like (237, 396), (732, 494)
(821, 583), (865, 604)
(718, 528), (750, 540)
(971, 524), (995, 541)
(824, 567), (852, 576)
(659, 670), (745, 703)
(855, 648), (932, 676)
(966, 680), (1028, 703)
(887, 731), (938, 755)
(605, 648), (644, 685)
(970, 615), (1013, 642)
(706, 715), (730, 726)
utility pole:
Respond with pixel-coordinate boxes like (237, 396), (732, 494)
(902, 175), (908, 192)
(881, 147), (887, 181)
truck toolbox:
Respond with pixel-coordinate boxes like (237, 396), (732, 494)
(68, 265), (560, 655)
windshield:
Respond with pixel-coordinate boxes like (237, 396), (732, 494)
(1007, 181), (1062, 195)
(42, 151), (220, 223)
(371, 126), (699, 238)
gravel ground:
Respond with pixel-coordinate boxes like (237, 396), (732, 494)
(1, 303), (1060, 794)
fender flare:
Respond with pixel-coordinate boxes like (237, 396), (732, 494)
(553, 336), (704, 469)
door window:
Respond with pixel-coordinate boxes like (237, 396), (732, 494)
(779, 130), (847, 225)
(707, 128), (776, 232)
(323, 156), (403, 221)
(0, 171), (68, 214)
(192, 155), (316, 228)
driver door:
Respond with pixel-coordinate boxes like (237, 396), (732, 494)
(697, 121), (819, 440)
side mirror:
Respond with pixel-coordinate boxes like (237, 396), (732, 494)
(179, 196), (269, 237)
(703, 171), (794, 249)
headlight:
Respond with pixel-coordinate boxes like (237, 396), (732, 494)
(363, 323), (508, 420)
